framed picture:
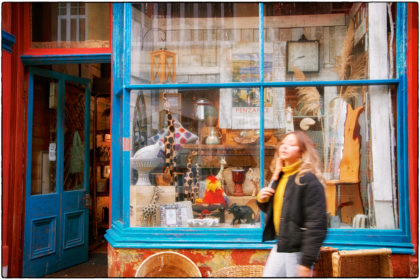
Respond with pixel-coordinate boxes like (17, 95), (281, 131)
(286, 36), (320, 73)
(175, 201), (193, 226)
(160, 203), (181, 227)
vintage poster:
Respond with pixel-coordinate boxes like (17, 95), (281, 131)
(230, 88), (277, 129)
(219, 53), (283, 129)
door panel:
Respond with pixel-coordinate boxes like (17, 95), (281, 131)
(31, 216), (57, 259)
(63, 211), (85, 249)
(60, 80), (90, 269)
(23, 68), (90, 277)
(23, 74), (60, 277)
(63, 81), (86, 191)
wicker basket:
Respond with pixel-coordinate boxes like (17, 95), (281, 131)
(313, 247), (338, 277)
(135, 251), (202, 277)
(209, 265), (264, 277)
(332, 248), (393, 277)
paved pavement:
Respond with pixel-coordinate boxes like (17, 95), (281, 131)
(45, 243), (108, 278)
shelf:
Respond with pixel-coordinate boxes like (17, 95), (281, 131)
(182, 144), (276, 150)
(180, 144), (275, 168)
(98, 223), (109, 229)
(97, 129), (110, 134)
(97, 192), (109, 197)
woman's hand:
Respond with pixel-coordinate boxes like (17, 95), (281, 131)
(258, 187), (276, 200)
(297, 265), (311, 277)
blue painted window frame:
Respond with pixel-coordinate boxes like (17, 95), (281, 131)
(106, 3), (413, 254)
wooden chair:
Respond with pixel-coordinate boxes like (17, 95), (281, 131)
(209, 265), (264, 278)
(332, 248), (393, 277)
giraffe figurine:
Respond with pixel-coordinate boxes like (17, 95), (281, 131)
(192, 162), (200, 202)
(141, 186), (160, 226)
(162, 92), (177, 186)
(183, 151), (197, 202)
(215, 156), (227, 187)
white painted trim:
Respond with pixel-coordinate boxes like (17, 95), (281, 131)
(368, 3), (396, 229)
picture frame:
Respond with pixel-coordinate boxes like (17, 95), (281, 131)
(175, 201), (193, 226)
(286, 35), (320, 73)
(160, 203), (182, 227)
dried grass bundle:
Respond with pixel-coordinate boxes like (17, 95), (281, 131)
(293, 67), (321, 117)
(335, 19), (355, 80)
(293, 66), (326, 170)
(342, 52), (368, 101)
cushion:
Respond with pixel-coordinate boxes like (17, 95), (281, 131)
(149, 119), (198, 151)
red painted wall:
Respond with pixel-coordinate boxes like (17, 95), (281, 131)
(2, 3), (27, 277)
(2, 2), (12, 275)
(1, 2), (417, 277)
(407, 2), (418, 277)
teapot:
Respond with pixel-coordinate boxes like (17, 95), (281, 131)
(205, 127), (222, 145)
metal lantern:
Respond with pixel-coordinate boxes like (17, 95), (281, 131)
(150, 50), (176, 83)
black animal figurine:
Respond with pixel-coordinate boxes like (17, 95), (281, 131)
(227, 203), (255, 225)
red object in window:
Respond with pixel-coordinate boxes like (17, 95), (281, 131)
(202, 188), (225, 205)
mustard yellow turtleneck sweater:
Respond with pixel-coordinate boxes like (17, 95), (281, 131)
(258, 160), (302, 235)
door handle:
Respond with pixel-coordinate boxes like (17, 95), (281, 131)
(81, 193), (92, 208)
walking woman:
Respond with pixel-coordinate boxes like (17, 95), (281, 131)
(257, 131), (327, 277)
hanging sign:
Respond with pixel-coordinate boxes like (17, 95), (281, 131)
(49, 143), (56, 161)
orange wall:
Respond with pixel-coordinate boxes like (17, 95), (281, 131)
(108, 246), (269, 277)
(108, 246), (415, 277)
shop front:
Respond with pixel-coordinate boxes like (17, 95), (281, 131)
(1, 2), (417, 277)
(105, 2), (416, 277)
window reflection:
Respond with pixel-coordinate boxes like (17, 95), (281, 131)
(32, 3), (109, 48)
(128, 2), (399, 230)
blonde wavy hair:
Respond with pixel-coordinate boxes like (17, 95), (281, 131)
(270, 131), (325, 186)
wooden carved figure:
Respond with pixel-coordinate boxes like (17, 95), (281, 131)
(141, 186), (160, 226)
(215, 156), (227, 187)
(246, 168), (260, 196)
(183, 151), (198, 202)
(339, 104), (365, 182)
(162, 92), (177, 186)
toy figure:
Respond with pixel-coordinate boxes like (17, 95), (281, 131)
(227, 203), (255, 225)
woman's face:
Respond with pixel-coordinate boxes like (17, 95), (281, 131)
(278, 134), (302, 165)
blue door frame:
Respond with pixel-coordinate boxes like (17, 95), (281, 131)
(23, 67), (91, 277)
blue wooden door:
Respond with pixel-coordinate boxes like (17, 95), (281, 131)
(23, 68), (91, 277)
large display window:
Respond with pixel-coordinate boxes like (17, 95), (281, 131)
(107, 3), (412, 252)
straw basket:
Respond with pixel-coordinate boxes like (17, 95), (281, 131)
(313, 247), (338, 277)
(135, 251), (202, 278)
(209, 265), (264, 277)
(332, 248), (393, 277)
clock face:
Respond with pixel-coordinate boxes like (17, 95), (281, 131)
(287, 41), (319, 73)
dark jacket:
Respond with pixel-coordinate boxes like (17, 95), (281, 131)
(257, 172), (327, 268)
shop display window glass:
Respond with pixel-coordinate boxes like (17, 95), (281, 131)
(123, 3), (403, 235)
(31, 3), (110, 49)
(131, 3), (260, 84)
(129, 88), (266, 228)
